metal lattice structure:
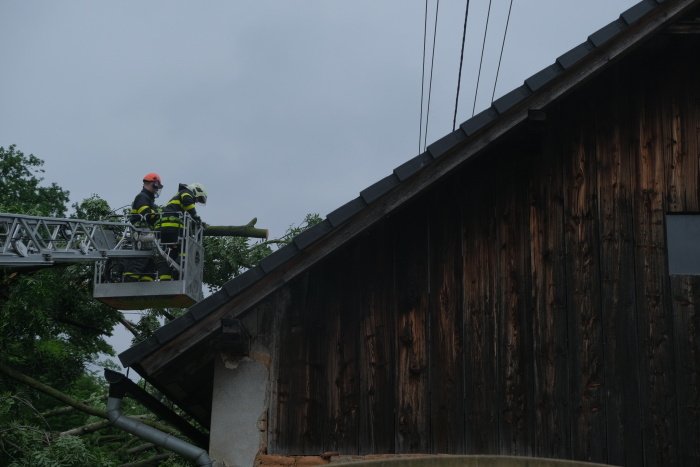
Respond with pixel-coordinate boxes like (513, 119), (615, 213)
(1, 212), (204, 309)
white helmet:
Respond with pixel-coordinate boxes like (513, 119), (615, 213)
(187, 183), (207, 204)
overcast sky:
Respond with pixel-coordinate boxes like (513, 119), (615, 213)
(1, 1), (639, 356)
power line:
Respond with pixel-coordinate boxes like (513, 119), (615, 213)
(418, 0), (428, 154)
(491, 0), (514, 103)
(471, 0), (493, 117)
(423, 0), (440, 151)
(453, 0), (471, 131)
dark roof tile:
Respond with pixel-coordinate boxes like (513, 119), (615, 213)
(525, 63), (564, 92)
(223, 266), (265, 297)
(292, 219), (332, 250)
(427, 129), (467, 159)
(259, 243), (299, 273)
(327, 198), (367, 227)
(588, 18), (627, 47)
(393, 152), (432, 181)
(154, 312), (195, 344)
(621, 0), (657, 25)
(492, 85), (532, 114)
(460, 107), (499, 136)
(360, 174), (400, 204)
(119, 336), (159, 367)
(190, 289), (229, 320)
(556, 41), (595, 69)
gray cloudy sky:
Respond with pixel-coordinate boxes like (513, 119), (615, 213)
(1, 1), (638, 356)
(1, 1), (638, 237)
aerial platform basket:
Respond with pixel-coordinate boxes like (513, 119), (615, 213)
(92, 216), (205, 310)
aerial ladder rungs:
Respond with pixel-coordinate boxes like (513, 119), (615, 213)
(1, 212), (203, 309)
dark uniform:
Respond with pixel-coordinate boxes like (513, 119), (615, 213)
(130, 188), (159, 228)
(156, 184), (201, 280)
(123, 188), (159, 282)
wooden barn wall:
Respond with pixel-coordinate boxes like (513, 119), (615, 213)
(263, 36), (700, 466)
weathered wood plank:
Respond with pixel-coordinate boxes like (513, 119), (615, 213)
(632, 71), (679, 467)
(561, 96), (606, 463)
(394, 199), (430, 453)
(271, 277), (314, 453)
(461, 160), (499, 455)
(323, 247), (360, 453)
(428, 179), (465, 454)
(357, 223), (396, 454)
(671, 276), (700, 467)
(664, 40), (700, 213)
(303, 265), (331, 454)
(667, 50), (700, 466)
(593, 70), (643, 467)
(494, 147), (534, 456)
(528, 121), (570, 459)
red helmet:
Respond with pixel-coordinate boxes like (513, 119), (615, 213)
(143, 172), (163, 189)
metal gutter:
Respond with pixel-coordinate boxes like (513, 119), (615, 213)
(105, 369), (213, 466)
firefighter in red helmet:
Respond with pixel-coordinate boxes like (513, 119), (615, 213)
(123, 172), (163, 282)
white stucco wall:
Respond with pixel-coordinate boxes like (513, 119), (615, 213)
(209, 349), (269, 467)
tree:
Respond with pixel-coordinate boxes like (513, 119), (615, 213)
(0, 147), (124, 465)
(1, 145), (322, 465)
(0, 145), (69, 217)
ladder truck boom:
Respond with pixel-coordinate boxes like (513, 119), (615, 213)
(1, 212), (269, 310)
(1, 211), (203, 310)
(0, 213), (151, 267)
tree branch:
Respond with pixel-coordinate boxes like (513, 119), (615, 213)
(0, 361), (105, 418)
(204, 224), (268, 239)
(41, 406), (75, 418)
(0, 362), (180, 436)
(118, 316), (141, 339)
(119, 453), (172, 467)
(125, 443), (155, 455)
(59, 420), (111, 437)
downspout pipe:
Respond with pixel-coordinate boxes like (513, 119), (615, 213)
(107, 395), (213, 466)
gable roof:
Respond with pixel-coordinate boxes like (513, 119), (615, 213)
(119, 0), (700, 399)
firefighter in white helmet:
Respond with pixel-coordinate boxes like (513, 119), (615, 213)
(155, 182), (207, 280)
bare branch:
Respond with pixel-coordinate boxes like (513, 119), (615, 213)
(0, 362), (180, 436)
(125, 443), (155, 455)
(119, 315), (141, 339)
(41, 406), (75, 418)
(59, 420), (111, 437)
(119, 453), (172, 467)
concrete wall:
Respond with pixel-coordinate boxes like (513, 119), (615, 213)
(209, 348), (269, 467)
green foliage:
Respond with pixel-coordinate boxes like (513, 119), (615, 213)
(71, 194), (112, 221)
(0, 146), (125, 465)
(0, 145), (321, 465)
(0, 145), (69, 217)
(7, 430), (115, 467)
(203, 212), (322, 291)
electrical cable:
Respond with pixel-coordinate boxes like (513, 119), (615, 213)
(423, 0), (440, 151)
(491, 0), (514, 103)
(419, 0), (429, 154)
(453, 0), (471, 131)
(471, 0), (493, 117)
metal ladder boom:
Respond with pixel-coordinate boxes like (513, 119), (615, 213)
(0, 212), (150, 267)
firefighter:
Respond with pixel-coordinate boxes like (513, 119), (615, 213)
(122, 173), (163, 282)
(156, 182), (207, 280)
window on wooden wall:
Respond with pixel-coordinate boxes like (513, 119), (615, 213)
(666, 214), (700, 275)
